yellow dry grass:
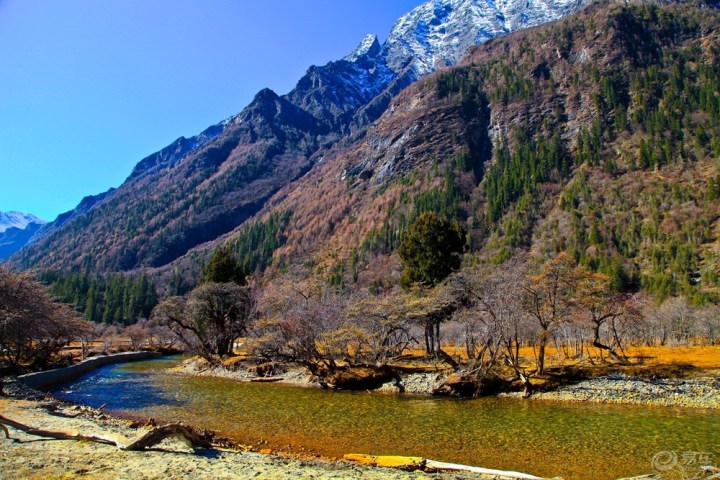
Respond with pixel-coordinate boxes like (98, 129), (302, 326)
(518, 345), (720, 370)
(409, 344), (720, 371)
(625, 345), (720, 369)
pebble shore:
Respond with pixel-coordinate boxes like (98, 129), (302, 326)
(505, 374), (720, 409)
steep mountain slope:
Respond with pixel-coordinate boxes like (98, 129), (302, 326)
(0, 211), (47, 260)
(14, 0), (586, 273)
(202, 0), (719, 302)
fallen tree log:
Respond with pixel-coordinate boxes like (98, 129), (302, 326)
(425, 459), (545, 479)
(343, 453), (546, 479)
(0, 413), (213, 451)
(343, 454), (426, 471)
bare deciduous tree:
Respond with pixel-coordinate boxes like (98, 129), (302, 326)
(523, 253), (588, 374)
(451, 258), (536, 395)
(152, 282), (252, 362)
(344, 292), (416, 364)
(249, 278), (346, 375)
(0, 267), (93, 370)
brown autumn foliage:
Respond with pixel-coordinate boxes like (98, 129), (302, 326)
(0, 266), (93, 370)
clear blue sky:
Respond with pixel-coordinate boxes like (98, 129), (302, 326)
(0, 0), (421, 221)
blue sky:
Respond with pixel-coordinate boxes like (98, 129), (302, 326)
(0, 0), (421, 221)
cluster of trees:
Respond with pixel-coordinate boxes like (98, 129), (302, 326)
(484, 129), (569, 225)
(448, 254), (638, 394)
(148, 211), (717, 396)
(248, 277), (456, 378)
(152, 247), (253, 362)
(0, 265), (184, 373)
(225, 210), (292, 275)
(362, 170), (464, 257)
(149, 213), (466, 373)
(42, 272), (158, 325)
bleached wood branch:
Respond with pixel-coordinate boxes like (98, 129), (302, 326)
(0, 413), (213, 451)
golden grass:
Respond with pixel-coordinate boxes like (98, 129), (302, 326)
(412, 344), (720, 371)
(518, 345), (720, 369)
(625, 345), (720, 369)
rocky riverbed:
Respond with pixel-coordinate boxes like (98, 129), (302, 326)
(509, 373), (720, 409)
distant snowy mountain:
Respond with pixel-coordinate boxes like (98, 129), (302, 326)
(0, 211), (47, 260)
(0, 211), (46, 234)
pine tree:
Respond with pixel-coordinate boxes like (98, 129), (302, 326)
(203, 247), (246, 285)
(398, 212), (465, 288)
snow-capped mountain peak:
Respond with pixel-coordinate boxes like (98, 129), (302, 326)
(0, 211), (46, 233)
(381, 0), (586, 77)
(344, 34), (382, 62)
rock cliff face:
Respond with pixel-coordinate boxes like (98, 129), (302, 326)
(14, 0), (590, 272)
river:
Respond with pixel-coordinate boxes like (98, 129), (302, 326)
(49, 356), (720, 479)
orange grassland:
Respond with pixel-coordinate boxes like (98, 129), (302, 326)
(424, 344), (720, 373)
(514, 345), (720, 370)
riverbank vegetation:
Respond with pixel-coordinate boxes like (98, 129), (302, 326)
(145, 235), (719, 397)
(0, 267), (93, 372)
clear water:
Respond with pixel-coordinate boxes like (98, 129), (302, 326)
(50, 357), (720, 479)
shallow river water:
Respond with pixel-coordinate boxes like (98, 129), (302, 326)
(50, 357), (720, 479)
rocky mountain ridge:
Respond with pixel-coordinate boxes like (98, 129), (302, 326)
(13, 0), (591, 273)
(174, 0), (719, 303)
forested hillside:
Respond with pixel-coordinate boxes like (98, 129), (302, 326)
(217, 0), (719, 303)
(33, 1), (720, 324)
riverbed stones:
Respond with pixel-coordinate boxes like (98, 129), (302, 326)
(510, 373), (720, 409)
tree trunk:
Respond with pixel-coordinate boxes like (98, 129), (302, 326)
(592, 323), (625, 363)
(424, 323), (434, 355)
(434, 322), (441, 356)
(537, 328), (547, 375)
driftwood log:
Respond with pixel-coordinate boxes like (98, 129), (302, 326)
(0, 413), (213, 451)
(343, 454), (545, 480)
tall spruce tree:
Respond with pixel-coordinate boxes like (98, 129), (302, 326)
(203, 247), (246, 285)
(398, 212), (465, 288)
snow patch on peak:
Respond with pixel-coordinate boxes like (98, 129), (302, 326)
(0, 211), (47, 233)
(344, 34), (381, 62)
(382, 0), (586, 77)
